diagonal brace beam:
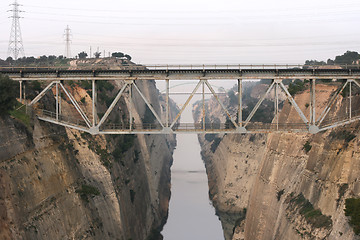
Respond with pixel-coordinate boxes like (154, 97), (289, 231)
(352, 79), (360, 89)
(170, 79), (203, 128)
(59, 83), (92, 128)
(244, 81), (275, 126)
(133, 83), (165, 128)
(204, 80), (238, 128)
(279, 82), (309, 125)
(30, 81), (56, 106)
(317, 81), (348, 126)
(97, 83), (128, 128)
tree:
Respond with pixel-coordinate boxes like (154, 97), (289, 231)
(78, 51), (88, 59)
(334, 51), (360, 65)
(112, 52), (124, 58)
(0, 74), (18, 116)
(94, 52), (101, 59)
(124, 54), (132, 61)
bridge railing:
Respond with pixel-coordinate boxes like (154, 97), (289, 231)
(2, 64), (360, 71)
(245, 122), (308, 131)
(37, 109), (89, 127)
(319, 109), (360, 128)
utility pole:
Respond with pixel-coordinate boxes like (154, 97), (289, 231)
(64, 25), (72, 58)
(7, 0), (25, 60)
(90, 46), (92, 59)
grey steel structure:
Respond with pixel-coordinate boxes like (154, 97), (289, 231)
(7, 0), (25, 60)
(1, 65), (360, 135)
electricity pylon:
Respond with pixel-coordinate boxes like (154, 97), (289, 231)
(64, 25), (72, 58)
(7, 0), (25, 60)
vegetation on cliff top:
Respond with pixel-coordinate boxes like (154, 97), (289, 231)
(305, 50), (360, 65)
(344, 198), (360, 235)
(0, 74), (18, 116)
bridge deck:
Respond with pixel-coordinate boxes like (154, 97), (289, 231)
(2, 66), (360, 80)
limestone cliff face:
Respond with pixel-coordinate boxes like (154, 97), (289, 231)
(0, 79), (175, 240)
(198, 84), (360, 240)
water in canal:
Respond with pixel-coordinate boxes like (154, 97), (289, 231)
(161, 105), (223, 239)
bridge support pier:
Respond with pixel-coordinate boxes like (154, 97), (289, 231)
(166, 79), (169, 128)
(19, 80), (22, 103)
(238, 79), (242, 127)
(236, 126), (247, 133)
(309, 125), (319, 134)
(56, 82), (59, 121)
(92, 80), (97, 127)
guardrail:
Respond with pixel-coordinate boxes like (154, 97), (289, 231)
(319, 109), (360, 128)
(1, 64), (360, 71)
(38, 109), (88, 127)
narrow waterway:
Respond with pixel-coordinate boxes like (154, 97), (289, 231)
(161, 106), (223, 239)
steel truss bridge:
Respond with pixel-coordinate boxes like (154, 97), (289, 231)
(1, 65), (360, 135)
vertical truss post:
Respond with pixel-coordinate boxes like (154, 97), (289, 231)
(92, 80), (97, 127)
(56, 82), (59, 121)
(23, 82), (26, 104)
(166, 79), (169, 128)
(238, 79), (242, 127)
(349, 80), (352, 119)
(59, 81), (62, 115)
(19, 80), (22, 103)
(311, 79), (316, 125)
(129, 83), (133, 131)
(275, 82), (279, 130)
(202, 81), (205, 130)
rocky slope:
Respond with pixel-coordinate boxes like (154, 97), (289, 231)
(0, 62), (176, 240)
(197, 82), (360, 240)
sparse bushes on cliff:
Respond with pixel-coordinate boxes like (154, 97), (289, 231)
(76, 184), (100, 202)
(303, 140), (312, 153)
(288, 79), (306, 96)
(288, 193), (332, 229)
(344, 198), (360, 235)
(329, 130), (356, 143)
(0, 74), (18, 116)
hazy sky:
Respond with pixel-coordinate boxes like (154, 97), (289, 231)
(1, 0), (360, 64)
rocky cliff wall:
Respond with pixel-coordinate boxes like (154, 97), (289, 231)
(198, 84), (360, 240)
(0, 78), (175, 240)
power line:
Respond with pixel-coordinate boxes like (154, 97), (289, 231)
(7, 0), (25, 60)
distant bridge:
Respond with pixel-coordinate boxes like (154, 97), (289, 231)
(1, 65), (360, 135)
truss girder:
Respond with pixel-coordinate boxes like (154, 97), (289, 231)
(22, 77), (360, 135)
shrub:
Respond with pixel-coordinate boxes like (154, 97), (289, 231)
(344, 198), (360, 235)
(288, 79), (306, 96)
(0, 74), (18, 116)
(303, 141), (312, 153)
(277, 189), (285, 201)
(76, 184), (100, 202)
(329, 130), (356, 145)
(289, 193), (332, 229)
(130, 189), (135, 203)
